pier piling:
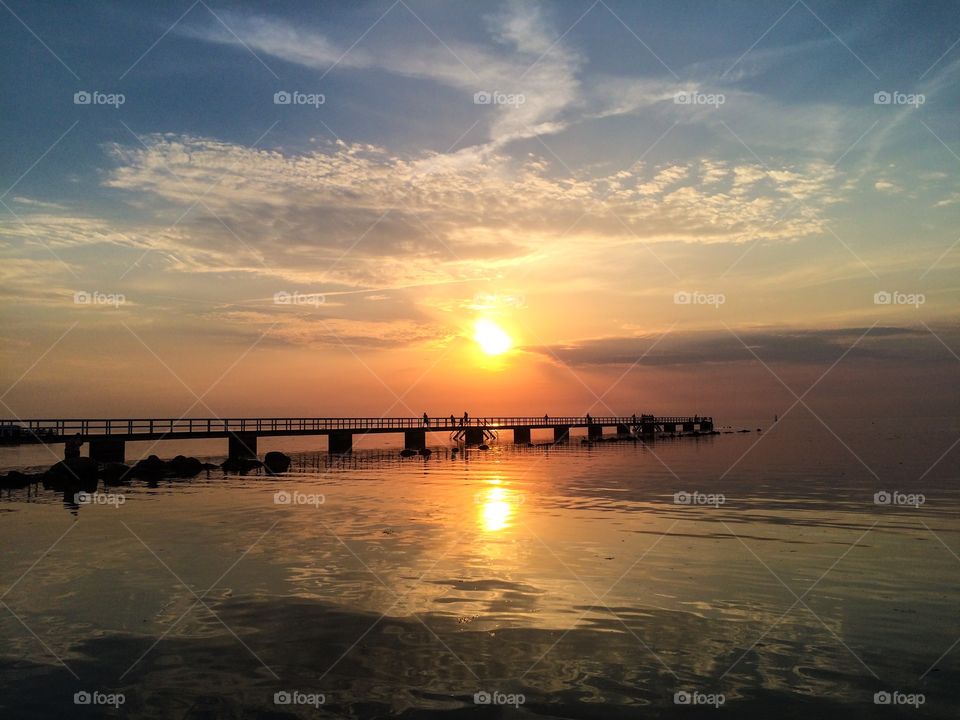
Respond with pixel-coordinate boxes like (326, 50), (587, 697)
(403, 430), (426, 451)
(329, 432), (353, 454)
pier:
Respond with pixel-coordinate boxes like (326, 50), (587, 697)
(0, 415), (714, 462)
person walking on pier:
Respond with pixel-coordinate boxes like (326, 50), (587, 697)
(450, 414), (455, 426)
(585, 413), (592, 425)
(463, 411), (469, 426)
(423, 412), (430, 427)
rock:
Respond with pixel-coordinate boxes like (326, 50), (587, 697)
(201, 462), (219, 470)
(168, 455), (203, 477)
(46, 457), (99, 484)
(478, 444), (490, 451)
(132, 455), (167, 477)
(100, 463), (132, 484)
(0, 471), (42, 489)
(418, 448), (432, 457)
(221, 457), (263, 474)
(263, 451), (292, 474)
(399, 449), (417, 458)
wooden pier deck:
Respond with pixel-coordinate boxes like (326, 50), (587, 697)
(0, 415), (715, 461)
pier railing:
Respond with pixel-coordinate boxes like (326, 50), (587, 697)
(0, 415), (712, 439)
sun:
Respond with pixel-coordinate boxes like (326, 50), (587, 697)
(473, 318), (512, 356)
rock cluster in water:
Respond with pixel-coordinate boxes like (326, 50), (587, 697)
(0, 450), (295, 489)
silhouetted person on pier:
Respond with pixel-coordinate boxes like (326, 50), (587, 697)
(586, 413), (592, 424)
(463, 411), (469, 425)
(450, 414), (455, 426)
(423, 412), (429, 427)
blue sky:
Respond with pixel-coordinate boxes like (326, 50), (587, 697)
(1, 0), (958, 418)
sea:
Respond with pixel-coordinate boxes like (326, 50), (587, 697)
(0, 414), (957, 718)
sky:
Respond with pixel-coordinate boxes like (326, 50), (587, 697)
(1, 0), (958, 422)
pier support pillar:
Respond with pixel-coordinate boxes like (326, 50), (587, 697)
(329, 432), (353, 454)
(682, 422), (695, 433)
(588, 424), (603, 440)
(463, 427), (485, 445)
(403, 430), (426, 451)
(553, 426), (569, 443)
(616, 424), (630, 435)
(700, 420), (713, 432)
(228, 433), (258, 460)
(662, 423), (676, 433)
(513, 427), (531, 444)
(89, 438), (125, 463)
(641, 422), (656, 435)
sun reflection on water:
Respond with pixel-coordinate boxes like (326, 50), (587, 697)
(477, 478), (522, 532)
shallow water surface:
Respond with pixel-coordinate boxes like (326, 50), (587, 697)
(1, 416), (958, 718)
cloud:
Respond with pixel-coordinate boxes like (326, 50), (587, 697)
(209, 309), (454, 349)
(0, 128), (849, 321)
(530, 326), (954, 366)
(183, 2), (582, 150)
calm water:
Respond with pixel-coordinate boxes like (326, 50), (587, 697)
(1, 416), (958, 718)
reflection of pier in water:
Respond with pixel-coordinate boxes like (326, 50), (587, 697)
(0, 415), (715, 462)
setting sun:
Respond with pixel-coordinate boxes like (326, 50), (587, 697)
(473, 318), (512, 356)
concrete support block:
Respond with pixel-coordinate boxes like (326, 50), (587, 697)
(228, 433), (258, 459)
(329, 431), (353, 454)
(553, 426), (570, 442)
(616, 424), (630, 435)
(588, 424), (603, 439)
(513, 427), (531, 443)
(403, 430), (426, 450)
